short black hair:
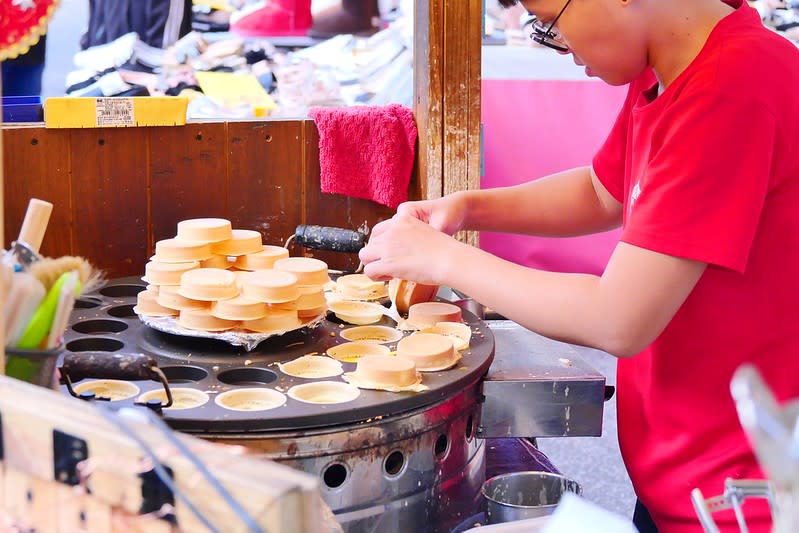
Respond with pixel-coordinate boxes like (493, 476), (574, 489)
(498, 0), (519, 6)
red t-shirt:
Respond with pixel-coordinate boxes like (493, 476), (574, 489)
(592, 2), (799, 532)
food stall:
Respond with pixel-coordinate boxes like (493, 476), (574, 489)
(1, 1), (613, 531)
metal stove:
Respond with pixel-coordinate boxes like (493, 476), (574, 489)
(61, 277), (608, 533)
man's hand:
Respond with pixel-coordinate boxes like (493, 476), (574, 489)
(395, 192), (470, 236)
(359, 215), (464, 284)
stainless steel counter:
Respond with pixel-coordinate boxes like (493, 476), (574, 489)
(479, 321), (609, 439)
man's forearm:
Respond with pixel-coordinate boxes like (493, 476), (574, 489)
(460, 166), (620, 236)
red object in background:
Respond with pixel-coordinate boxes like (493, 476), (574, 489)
(1, 0), (60, 61)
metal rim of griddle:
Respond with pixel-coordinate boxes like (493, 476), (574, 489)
(62, 277), (495, 433)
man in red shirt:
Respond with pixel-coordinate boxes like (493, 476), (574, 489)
(358, 0), (799, 531)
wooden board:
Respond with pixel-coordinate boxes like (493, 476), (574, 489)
(2, 126), (72, 259)
(0, 375), (334, 533)
(149, 122), (228, 252)
(2, 120), (397, 277)
(70, 128), (150, 279)
(227, 120), (304, 249)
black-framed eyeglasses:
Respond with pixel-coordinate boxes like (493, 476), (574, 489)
(525, 0), (573, 53)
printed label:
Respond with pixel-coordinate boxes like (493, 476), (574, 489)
(95, 98), (134, 127)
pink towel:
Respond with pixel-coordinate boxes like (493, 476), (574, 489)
(309, 104), (417, 210)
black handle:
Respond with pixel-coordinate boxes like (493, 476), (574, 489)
(294, 225), (366, 254)
(604, 385), (616, 401)
(60, 352), (160, 382)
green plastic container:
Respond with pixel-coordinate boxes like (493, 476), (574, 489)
(5, 347), (61, 388)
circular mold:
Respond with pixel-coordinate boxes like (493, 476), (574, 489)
(340, 325), (403, 344)
(278, 356), (343, 379)
(72, 319), (129, 335)
(326, 342), (391, 363)
(215, 388), (287, 412)
(99, 284), (146, 298)
(137, 388), (209, 410)
(74, 297), (102, 309)
(72, 380), (139, 401)
(287, 381), (360, 404)
(107, 304), (137, 318)
(217, 367), (278, 386)
(160, 366), (209, 384)
(328, 301), (385, 325)
(66, 338), (124, 352)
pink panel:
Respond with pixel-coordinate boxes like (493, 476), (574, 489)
(481, 79), (628, 275)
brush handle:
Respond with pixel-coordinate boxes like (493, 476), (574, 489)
(294, 225), (366, 254)
(60, 352), (160, 382)
(17, 199), (53, 253)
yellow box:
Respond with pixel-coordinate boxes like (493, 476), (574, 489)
(44, 97), (188, 128)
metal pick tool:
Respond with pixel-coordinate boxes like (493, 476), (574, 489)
(3, 240), (42, 270)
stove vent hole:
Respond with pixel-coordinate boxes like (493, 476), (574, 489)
(322, 463), (348, 489)
(384, 451), (405, 477)
(465, 416), (474, 441)
(434, 434), (449, 460)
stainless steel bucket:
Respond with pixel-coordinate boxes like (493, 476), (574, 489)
(5, 347), (61, 388)
(482, 471), (582, 524)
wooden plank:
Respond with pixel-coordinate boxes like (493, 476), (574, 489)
(415, 0), (482, 246)
(2, 126), (73, 258)
(227, 121), (304, 248)
(465, 0), (483, 247)
(300, 121), (394, 271)
(443, 0), (482, 247)
(413, 0), (445, 201)
(70, 128), (149, 278)
(149, 122), (228, 253)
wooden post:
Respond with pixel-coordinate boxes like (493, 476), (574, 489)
(1, 69), (5, 375)
(414, 0), (483, 246)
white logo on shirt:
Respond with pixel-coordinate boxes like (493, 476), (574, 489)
(629, 181), (642, 216)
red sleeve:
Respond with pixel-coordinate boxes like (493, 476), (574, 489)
(623, 91), (775, 273)
(592, 81), (639, 203)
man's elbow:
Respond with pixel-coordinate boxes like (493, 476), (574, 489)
(599, 329), (653, 360)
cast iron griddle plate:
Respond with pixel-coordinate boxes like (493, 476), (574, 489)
(62, 277), (495, 433)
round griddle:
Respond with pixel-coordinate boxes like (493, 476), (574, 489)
(62, 277), (495, 433)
